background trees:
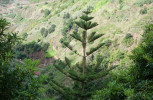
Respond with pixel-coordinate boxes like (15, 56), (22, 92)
(0, 18), (44, 100)
(92, 24), (153, 100)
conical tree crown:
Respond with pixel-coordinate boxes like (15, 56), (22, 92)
(50, 9), (115, 99)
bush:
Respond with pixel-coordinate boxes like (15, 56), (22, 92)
(40, 27), (48, 37)
(44, 9), (50, 17)
(0, 18), (44, 100)
(122, 37), (134, 47)
(16, 51), (27, 59)
(125, 33), (133, 39)
(105, 40), (112, 47)
(119, 0), (123, 4)
(122, 34), (134, 47)
(42, 43), (50, 51)
(40, 27), (46, 35)
(140, 7), (147, 15)
(43, 30), (48, 37)
(8, 13), (16, 18)
(33, 43), (42, 52)
(22, 33), (28, 39)
(135, 0), (153, 7)
(63, 12), (70, 19)
(0, 59), (44, 100)
(48, 24), (56, 34)
(23, 41), (42, 53)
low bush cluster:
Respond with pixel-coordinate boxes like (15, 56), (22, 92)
(140, 7), (147, 15)
(44, 9), (51, 17)
(135, 0), (153, 7)
(122, 34), (134, 47)
(40, 27), (48, 37)
(48, 24), (56, 34)
(15, 41), (50, 59)
(63, 12), (70, 19)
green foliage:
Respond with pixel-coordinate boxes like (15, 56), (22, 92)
(0, 59), (43, 100)
(125, 33), (133, 39)
(0, 18), (18, 59)
(30, 0), (44, 3)
(15, 51), (27, 59)
(129, 24), (153, 99)
(122, 34), (134, 47)
(92, 69), (132, 100)
(41, 27), (46, 35)
(15, 41), (50, 60)
(0, 0), (13, 4)
(15, 13), (23, 22)
(0, 18), (44, 100)
(140, 7), (148, 15)
(42, 42), (50, 51)
(63, 12), (70, 19)
(48, 24), (56, 34)
(92, 24), (153, 100)
(105, 39), (112, 47)
(95, 0), (110, 11)
(22, 33), (28, 39)
(45, 45), (55, 58)
(119, 0), (123, 4)
(7, 13), (16, 18)
(135, 0), (153, 7)
(44, 9), (51, 17)
(50, 10), (114, 99)
(40, 27), (48, 37)
(130, 24), (153, 82)
(60, 18), (75, 48)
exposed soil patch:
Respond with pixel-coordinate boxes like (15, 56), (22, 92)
(29, 50), (55, 67)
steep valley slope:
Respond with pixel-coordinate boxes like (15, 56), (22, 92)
(0, 0), (153, 66)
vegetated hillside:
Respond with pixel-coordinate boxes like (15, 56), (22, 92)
(1, 0), (153, 65)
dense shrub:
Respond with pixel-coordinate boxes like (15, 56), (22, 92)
(41, 27), (46, 35)
(16, 51), (27, 59)
(44, 9), (50, 17)
(33, 43), (42, 51)
(140, 7), (147, 15)
(15, 41), (51, 59)
(92, 24), (153, 100)
(63, 12), (70, 19)
(62, 19), (74, 36)
(43, 30), (48, 37)
(125, 33), (133, 39)
(40, 27), (48, 37)
(105, 40), (112, 47)
(48, 24), (56, 34)
(0, 18), (44, 100)
(122, 34), (134, 47)
(42, 43), (50, 51)
(22, 33), (28, 39)
(135, 0), (153, 7)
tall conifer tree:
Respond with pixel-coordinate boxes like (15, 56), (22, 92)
(50, 9), (115, 100)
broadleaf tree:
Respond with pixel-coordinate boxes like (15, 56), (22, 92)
(50, 10), (115, 100)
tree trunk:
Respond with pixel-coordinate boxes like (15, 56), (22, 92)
(82, 30), (87, 100)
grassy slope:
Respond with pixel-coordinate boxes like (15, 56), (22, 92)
(1, 0), (153, 65)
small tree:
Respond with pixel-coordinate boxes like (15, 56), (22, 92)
(50, 10), (115, 99)
(48, 24), (56, 34)
(44, 9), (50, 17)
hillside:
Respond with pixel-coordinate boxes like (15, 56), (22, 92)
(1, 0), (153, 64)
(0, 0), (153, 99)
